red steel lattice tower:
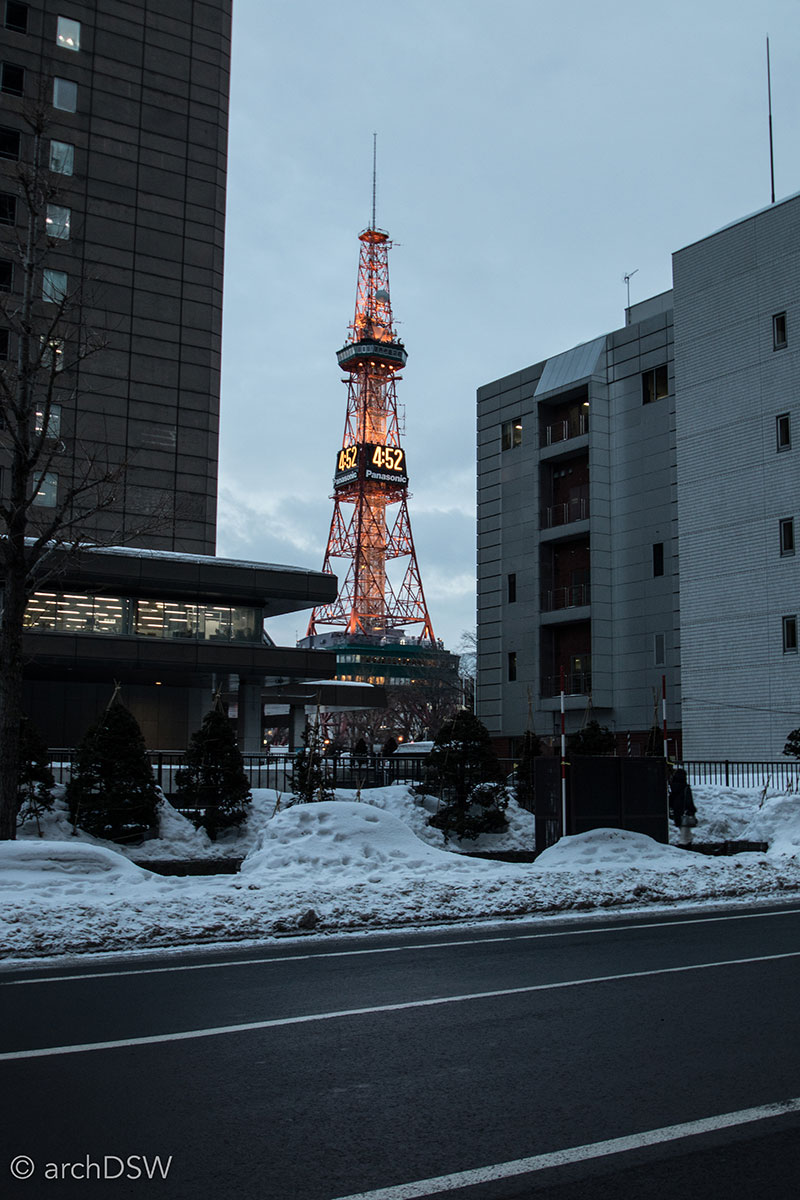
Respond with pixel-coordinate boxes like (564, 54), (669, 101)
(306, 216), (435, 644)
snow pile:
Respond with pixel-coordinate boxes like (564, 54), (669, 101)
(0, 840), (154, 886)
(241, 801), (508, 883)
(536, 828), (702, 871)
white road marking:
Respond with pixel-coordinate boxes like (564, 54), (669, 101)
(3, 905), (799, 987)
(1, 948), (799, 1061)
(327, 1097), (800, 1199)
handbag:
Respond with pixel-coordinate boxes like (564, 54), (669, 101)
(682, 813), (697, 828)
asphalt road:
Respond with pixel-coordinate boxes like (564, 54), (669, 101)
(2, 902), (800, 1199)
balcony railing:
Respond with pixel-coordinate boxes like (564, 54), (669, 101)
(541, 670), (592, 698)
(542, 497), (589, 528)
(541, 411), (589, 447)
(541, 583), (590, 612)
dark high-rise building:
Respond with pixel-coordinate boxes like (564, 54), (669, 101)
(1, 0), (230, 551)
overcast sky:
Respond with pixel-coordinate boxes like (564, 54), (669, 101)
(216, 0), (800, 654)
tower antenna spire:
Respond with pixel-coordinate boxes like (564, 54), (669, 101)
(371, 132), (377, 229)
(767, 35), (776, 204)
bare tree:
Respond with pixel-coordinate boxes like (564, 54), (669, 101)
(0, 105), (156, 839)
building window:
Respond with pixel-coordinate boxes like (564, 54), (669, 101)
(49, 140), (74, 175)
(777, 413), (792, 451)
(642, 363), (669, 404)
(0, 259), (11, 291)
(507, 651), (517, 682)
(653, 542), (665, 577)
(52, 77), (77, 112)
(654, 633), (666, 666)
(32, 472), (58, 508)
(41, 337), (65, 372)
(0, 126), (21, 160)
(35, 403), (61, 439)
(0, 192), (15, 224)
(0, 62), (24, 95)
(56, 16), (81, 50)
(783, 616), (798, 653)
(4, 3), (28, 33)
(501, 417), (522, 451)
(42, 269), (67, 304)
(773, 312), (788, 350)
(507, 573), (517, 604)
(779, 518), (795, 557)
(46, 204), (70, 240)
(0, 328), (9, 359)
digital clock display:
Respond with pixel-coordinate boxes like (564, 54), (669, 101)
(334, 442), (409, 489)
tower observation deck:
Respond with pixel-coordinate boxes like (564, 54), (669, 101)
(305, 220), (436, 648)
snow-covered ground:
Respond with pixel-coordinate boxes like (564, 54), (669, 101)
(4, 782), (800, 962)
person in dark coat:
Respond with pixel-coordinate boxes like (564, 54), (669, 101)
(669, 767), (697, 845)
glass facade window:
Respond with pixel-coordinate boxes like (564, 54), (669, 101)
(777, 413), (792, 452)
(783, 616), (798, 653)
(49, 140), (74, 175)
(56, 16), (80, 50)
(43, 268), (68, 303)
(0, 62), (24, 95)
(4, 3), (28, 33)
(35, 403), (61, 438)
(501, 418), (522, 450)
(53, 77), (77, 112)
(32, 471), (58, 507)
(780, 518), (795, 557)
(0, 191), (16, 223)
(46, 204), (70, 239)
(773, 312), (788, 351)
(23, 591), (264, 642)
(0, 126), (21, 160)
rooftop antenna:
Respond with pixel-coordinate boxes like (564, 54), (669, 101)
(767, 36), (776, 204)
(623, 269), (638, 324)
(371, 131), (377, 229)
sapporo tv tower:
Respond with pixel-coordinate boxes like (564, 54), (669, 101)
(304, 159), (436, 655)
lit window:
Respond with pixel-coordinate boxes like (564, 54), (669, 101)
(783, 616), (798, 653)
(4, 3), (28, 34)
(0, 62), (24, 95)
(41, 337), (65, 372)
(32, 472), (58, 508)
(779, 518), (795, 557)
(0, 126), (20, 160)
(46, 204), (70, 239)
(49, 140), (74, 175)
(642, 363), (669, 404)
(501, 417), (522, 451)
(35, 404), (61, 438)
(777, 413), (792, 452)
(773, 312), (788, 351)
(0, 259), (11, 291)
(43, 269), (67, 304)
(56, 16), (80, 51)
(0, 192), (15, 224)
(52, 77), (77, 112)
(653, 542), (665, 577)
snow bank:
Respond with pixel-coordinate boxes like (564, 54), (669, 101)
(241, 801), (507, 883)
(536, 828), (701, 871)
(0, 840), (153, 885)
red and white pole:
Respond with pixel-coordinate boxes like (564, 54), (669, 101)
(662, 674), (668, 759)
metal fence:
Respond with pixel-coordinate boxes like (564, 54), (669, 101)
(46, 750), (800, 800)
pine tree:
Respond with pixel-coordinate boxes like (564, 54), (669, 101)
(427, 710), (508, 841)
(784, 728), (800, 759)
(567, 719), (616, 756)
(175, 699), (251, 840)
(291, 715), (334, 804)
(514, 728), (541, 811)
(67, 698), (159, 841)
(16, 715), (55, 830)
